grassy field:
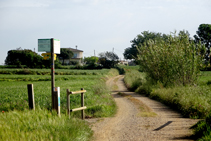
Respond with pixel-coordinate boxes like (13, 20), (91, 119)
(0, 68), (110, 75)
(0, 68), (118, 140)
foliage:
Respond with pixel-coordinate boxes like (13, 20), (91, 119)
(124, 69), (145, 91)
(137, 32), (205, 87)
(4, 49), (62, 69)
(83, 56), (102, 69)
(84, 56), (99, 65)
(123, 62), (211, 140)
(98, 51), (119, 68)
(192, 113), (211, 141)
(57, 48), (73, 65)
(123, 31), (168, 60)
(0, 109), (92, 141)
(194, 24), (211, 65)
(5, 49), (44, 68)
(124, 67), (211, 119)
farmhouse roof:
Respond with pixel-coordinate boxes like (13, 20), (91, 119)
(62, 47), (83, 52)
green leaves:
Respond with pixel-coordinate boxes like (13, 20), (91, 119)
(137, 32), (204, 87)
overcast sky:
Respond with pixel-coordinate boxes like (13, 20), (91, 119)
(0, 0), (211, 65)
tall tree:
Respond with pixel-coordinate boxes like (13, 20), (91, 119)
(98, 51), (119, 68)
(123, 31), (167, 60)
(57, 48), (73, 65)
(5, 49), (43, 68)
(194, 24), (211, 64)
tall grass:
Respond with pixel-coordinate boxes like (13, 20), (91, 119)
(0, 109), (92, 141)
(124, 69), (145, 91)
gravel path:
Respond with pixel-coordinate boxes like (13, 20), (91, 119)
(87, 75), (199, 141)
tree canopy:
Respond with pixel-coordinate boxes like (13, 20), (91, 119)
(5, 49), (44, 68)
(57, 48), (73, 65)
(123, 31), (168, 60)
(84, 56), (98, 65)
(98, 51), (119, 68)
(194, 24), (211, 64)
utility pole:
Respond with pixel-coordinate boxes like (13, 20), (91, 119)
(94, 50), (95, 56)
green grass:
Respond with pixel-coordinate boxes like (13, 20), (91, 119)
(0, 68), (111, 75)
(0, 68), (118, 140)
(198, 71), (211, 85)
(0, 69), (117, 118)
(0, 108), (93, 141)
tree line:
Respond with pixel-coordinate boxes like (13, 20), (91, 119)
(4, 48), (119, 69)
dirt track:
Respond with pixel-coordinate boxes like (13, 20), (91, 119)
(87, 75), (199, 141)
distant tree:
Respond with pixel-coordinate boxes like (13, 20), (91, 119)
(57, 48), (73, 65)
(99, 51), (119, 68)
(84, 56), (99, 65)
(5, 49), (43, 68)
(124, 31), (168, 60)
(194, 24), (211, 64)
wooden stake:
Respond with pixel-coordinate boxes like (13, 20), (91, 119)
(27, 84), (35, 110)
(81, 88), (85, 120)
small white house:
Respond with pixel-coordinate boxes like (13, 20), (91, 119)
(60, 47), (83, 64)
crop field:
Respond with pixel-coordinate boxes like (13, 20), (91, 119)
(0, 69), (117, 116)
(0, 68), (118, 140)
(0, 68), (111, 75)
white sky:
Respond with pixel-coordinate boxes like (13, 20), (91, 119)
(0, 0), (211, 64)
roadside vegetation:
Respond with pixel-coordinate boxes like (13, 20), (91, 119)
(122, 29), (211, 140)
(0, 68), (118, 140)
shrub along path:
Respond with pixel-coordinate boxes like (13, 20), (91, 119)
(87, 75), (199, 141)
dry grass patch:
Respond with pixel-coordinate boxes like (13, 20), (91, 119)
(118, 92), (157, 117)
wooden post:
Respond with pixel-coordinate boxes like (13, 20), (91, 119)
(67, 89), (70, 118)
(51, 38), (55, 110)
(27, 84), (35, 110)
(81, 88), (85, 120)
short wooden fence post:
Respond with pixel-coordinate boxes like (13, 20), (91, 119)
(67, 88), (87, 120)
(27, 84), (35, 110)
(67, 89), (70, 118)
(81, 88), (85, 120)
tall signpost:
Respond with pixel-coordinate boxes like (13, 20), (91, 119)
(51, 38), (55, 110)
(38, 38), (60, 116)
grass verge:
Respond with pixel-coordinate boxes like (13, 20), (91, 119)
(0, 108), (92, 141)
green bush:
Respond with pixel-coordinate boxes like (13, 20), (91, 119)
(137, 33), (205, 87)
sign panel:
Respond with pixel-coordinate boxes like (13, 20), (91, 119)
(54, 39), (60, 54)
(38, 39), (51, 52)
(38, 39), (60, 54)
(41, 53), (57, 60)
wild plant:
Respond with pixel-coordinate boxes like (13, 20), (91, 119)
(137, 33), (205, 87)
